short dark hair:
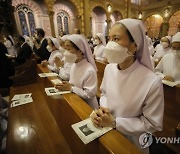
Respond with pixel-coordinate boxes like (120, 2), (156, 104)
(36, 28), (45, 37)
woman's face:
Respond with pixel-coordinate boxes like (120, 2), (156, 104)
(94, 35), (101, 44)
(64, 40), (82, 57)
(109, 24), (136, 54)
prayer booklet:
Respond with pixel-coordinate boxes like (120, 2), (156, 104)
(38, 73), (59, 77)
(51, 79), (62, 85)
(5, 53), (16, 58)
(72, 118), (112, 144)
(45, 87), (71, 96)
(11, 93), (32, 101)
(162, 80), (180, 87)
(11, 97), (33, 108)
(11, 93), (33, 108)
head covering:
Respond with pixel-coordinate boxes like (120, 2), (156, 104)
(61, 35), (70, 42)
(67, 34), (97, 71)
(117, 18), (153, 71)
(165, 36), (172, 44)
(51, 38), (60, 49)
(96, 33), (106, 46)
(172, 32), (180, 43)
(8, 35), (14, 45)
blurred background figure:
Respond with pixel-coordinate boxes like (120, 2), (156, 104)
(93, 33), (106, 61)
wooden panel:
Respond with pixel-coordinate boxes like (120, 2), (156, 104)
(154, 84), (180, 153)
(95, 60), (107, 98)
(7, 83), (72, 154)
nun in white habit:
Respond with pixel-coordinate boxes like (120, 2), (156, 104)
(55, 34), (73, 81)
(41, 37), (63, 72)
(153, 36), (172, 63)
(93, 33), (106, 61)
(91, 19), (164, 153)
(55, 34), (99, 109)
(155, 32), (180, 83)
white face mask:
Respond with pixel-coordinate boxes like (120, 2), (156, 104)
(172, 49), (180, 58)
(161, 42), (169, 49)
(46, 45), (53, 52)
(64, 50), (77, 63)
(104, 41), (134, 64)
(94, 39), (100, 45)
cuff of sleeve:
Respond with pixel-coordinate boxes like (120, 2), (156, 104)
(71, 86), (74, 92)
(112, 117), (116, 129)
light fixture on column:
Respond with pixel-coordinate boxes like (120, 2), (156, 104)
(107, 3), (112, 13)
(164, 0), (171, 19)
(138, 11), (142, 19)
(164, 7), (170, 18)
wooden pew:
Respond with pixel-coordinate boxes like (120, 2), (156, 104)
(37, 64), (140, 154)
(154, 84), (180, 153)
(7, 82), (72, 154)
(95, 60), (107, 98)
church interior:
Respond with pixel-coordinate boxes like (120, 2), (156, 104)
(0, 0), (180, 154)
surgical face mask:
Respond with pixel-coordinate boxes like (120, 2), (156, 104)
(172, 49), (180, 58)
(94, 39), (100, 45)
(46, 45), (53, 52)
(104, 41), (134, 64)
(64, 50), (77, 63)
(161, 42), (169, 49)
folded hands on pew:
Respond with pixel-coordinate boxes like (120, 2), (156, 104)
(55, 81), (73, 91)
(41, 60), (48, 67)
(90, 106), (116, 128)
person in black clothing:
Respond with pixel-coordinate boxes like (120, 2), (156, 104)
(0, 42), (14, 88)
(33, 28), (50, 62)
(0, 95), (9, 153)
(13, 36), (32, 66)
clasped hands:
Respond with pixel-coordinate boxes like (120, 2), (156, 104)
(90, 107), (115, 128)
(55, 81), (72, 91)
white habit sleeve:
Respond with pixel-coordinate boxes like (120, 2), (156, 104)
(115, 77), (164, 136)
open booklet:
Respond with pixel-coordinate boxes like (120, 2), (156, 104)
(5, 53), (16, 58)
(72, 118), (112, 144)
(11, 93), (33, 107)
(162, 80), (180, 87)
(38, 73), (59, 77)
(45, 87), (71, 96)
(156, 72), (180, 87)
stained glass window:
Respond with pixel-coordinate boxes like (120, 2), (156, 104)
(64, 16), (69, 34)
(18, 11), (29, 36)
(57, 16), (63, 35)
(16, 5), (36, 36)
(57, 11), (69, 35)
(28, 12), (36, 35)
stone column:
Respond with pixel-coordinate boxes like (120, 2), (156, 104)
(106, 16), (111, 36)
(48, 10), (55, 37)
(83, 0), (90, 37)
(125, 0), (131, 18)
(44, 0), (56, 37)
(160, 21), (169, 37)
